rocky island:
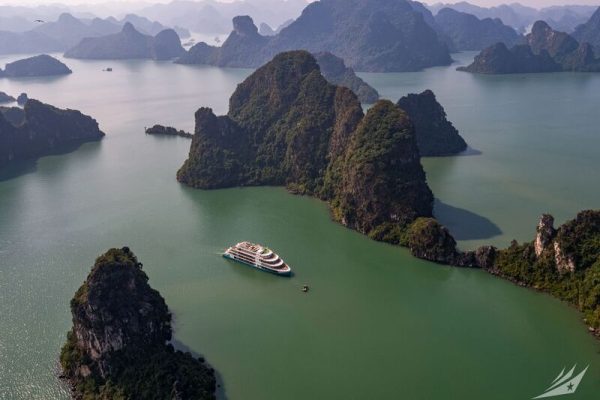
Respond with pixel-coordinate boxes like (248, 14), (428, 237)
(146, 124), (192, 138)
(65, 22), (185, 60)
(60, 247), (216, 399)
(0, 54), (72, 78)
(0, 99), (104, 169)
(176, 0), (451, 72)
(459, 20), (600, 74)
(573, 6), (600, 53)
(397, 90), (467, 156)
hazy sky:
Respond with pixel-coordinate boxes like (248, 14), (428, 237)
(0, 0), (599, 8)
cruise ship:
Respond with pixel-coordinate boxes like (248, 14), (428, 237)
(223, 242), (292, 276)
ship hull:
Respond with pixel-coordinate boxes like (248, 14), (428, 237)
(223, 253), (291, 277)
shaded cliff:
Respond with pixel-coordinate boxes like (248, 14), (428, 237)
(0, 99), (104, 169)
(176, 0), (451, 72)
(1, 54), (72, 78)
(397, 90), (467, 156)
(435, 7), (521, 51)
(459, 21), (600, 74)
(60, 247), (216, 399)
(314, 52), (379, 104)
(65, 23), (184, 60)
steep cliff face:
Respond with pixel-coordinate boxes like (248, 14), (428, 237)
(0, 99), (104, 169)
(60, 247), (216, 399)
(176, 0), (451, 72)
(396, 90), (467, 156)
(314, 52), (379, 104)
(177, 51), (365, 195)
(1, 54), (71, 78)
(526, 21), (579, 60)
(329, 101), (434, 240)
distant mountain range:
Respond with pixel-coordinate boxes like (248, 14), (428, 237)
(177, 0), (452, 72)
(427, 2), (598, 33)
(0, 12), (188, 55)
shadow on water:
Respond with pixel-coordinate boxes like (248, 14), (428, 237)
(434, 199), (502, 241)
(0, 139), (101, 182)
(171, 338), (229, 400)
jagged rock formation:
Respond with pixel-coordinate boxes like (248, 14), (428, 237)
(0, 99), (104, 169)
(573, 7), (600, 52)
(176, 0), (452, 72)
(435, 7), (521, 51)
(487, 211), (600, 332)
(178, 50), (434, 241)
(313, 52), (379, 104)
(397, 90), (467, 156)
(0, 54), (71, 78)
(146, 124), (192, 138)
(459, 21), (600, 74)
(0, 91), (15, 103)
(60, 247), (216, 399)
(64, 23), (185, 60)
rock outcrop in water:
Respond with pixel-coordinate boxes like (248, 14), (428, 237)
(435, 7), (521, 51)
(60, 247), (216, 399)
(0, 99), (104, 169)
(178, 50), (434, 241)
(313, 52), (379, 104)
(176, 0), (452, 72)
(459, 21), (600, 74)
(146, 124), (192, 138)
(397, 90), (467, 156)
(64, 23), (185, 60)
(0, 54), (72, 78)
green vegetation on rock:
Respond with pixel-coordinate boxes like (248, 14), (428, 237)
(60, 247), (216, 399)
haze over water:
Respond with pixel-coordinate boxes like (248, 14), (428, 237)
(0, 52), (599, 399)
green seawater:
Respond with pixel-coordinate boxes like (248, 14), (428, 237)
(0, 52), (599, 399)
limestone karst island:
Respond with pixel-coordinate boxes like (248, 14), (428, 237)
(0, 0), (599, 399)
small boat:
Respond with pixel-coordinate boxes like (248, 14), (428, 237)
(223, 242), (291, 276)
(103, 68), (113, 72)
(302, 285), (309, 293)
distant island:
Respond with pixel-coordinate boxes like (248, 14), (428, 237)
(573, 6), (600, 53)
(60, 247), (216, 399)
(145, 124), (192, 138)
(177, 50), (600, 338)
(176, 0), (452, 72)
(459, 21), (600, 74)
(0, 54), (71, 78)
(0, 99), (104, 169)
(434, 7), (521, 51)
(65, 22), (185, 61)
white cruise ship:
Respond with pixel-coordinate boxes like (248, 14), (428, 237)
(223, 242), (292, 276)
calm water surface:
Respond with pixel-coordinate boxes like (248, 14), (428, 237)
(0, 52), (599, 399)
